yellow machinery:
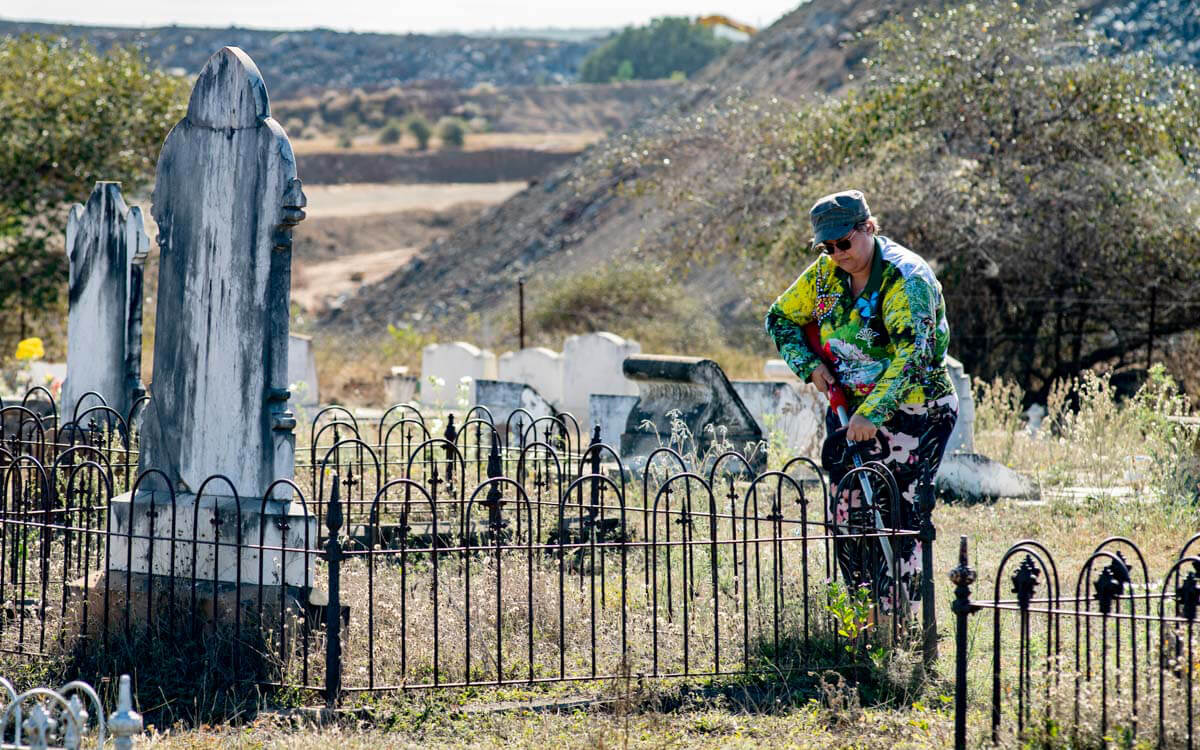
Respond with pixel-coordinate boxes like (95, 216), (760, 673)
(696, 14), (758, 36)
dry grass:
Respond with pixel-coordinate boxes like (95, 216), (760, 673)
(4, 372), (1199, 747)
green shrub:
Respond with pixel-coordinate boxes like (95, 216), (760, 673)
(405, 114), (432, 150)
(529, 262), (721, 353)
(436, 116), (467, 148)
(378, 119), (404, 145)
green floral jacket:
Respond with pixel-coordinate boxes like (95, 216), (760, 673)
(764, 235), (954, 426)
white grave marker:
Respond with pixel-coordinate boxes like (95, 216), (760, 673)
(561, 332), (640, 427)
(498, 347), (564, 406)
(420, 342), (497, 406)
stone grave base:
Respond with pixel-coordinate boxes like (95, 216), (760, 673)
(107, 489), (317, 588)
(64, 570), (344, 639)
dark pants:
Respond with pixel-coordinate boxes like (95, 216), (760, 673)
(825, 394), (958, 615)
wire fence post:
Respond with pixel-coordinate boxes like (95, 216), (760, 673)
(950, 535), (978, 750)
(324, 473), (344, 708)
(518, 276), (526, 350)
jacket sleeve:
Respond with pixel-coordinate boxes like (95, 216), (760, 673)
(855, 275), (942, 426)
(764, 259), (823, 382)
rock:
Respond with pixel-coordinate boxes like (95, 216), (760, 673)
(936, 453), (1038, 503)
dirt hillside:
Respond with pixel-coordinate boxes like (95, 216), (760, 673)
(319, 0), (1200, 346)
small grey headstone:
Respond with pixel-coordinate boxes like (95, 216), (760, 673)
(62, 182), (149, 423)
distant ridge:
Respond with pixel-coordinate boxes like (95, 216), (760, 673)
(0, 19), (607, 95)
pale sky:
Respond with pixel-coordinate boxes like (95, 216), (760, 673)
(0, 0), (799, 34)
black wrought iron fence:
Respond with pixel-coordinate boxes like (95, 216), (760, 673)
(0, 394), (930, 707)
(951, 534), (1200, 749)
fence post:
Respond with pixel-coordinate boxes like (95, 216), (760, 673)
(324, 473), (344, 708)
(949, 534), (977, 750)
(588, 425), (601, 515)
(920, 499), (938, 668)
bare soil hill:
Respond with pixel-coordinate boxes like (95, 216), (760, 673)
(320, 0), (1200, 353)
(318, 0), (889, 340)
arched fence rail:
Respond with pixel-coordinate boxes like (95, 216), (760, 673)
(0, 391), (928, 705)
(952, 534), (1200, 749)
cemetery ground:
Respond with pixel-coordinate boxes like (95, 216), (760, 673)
(7, 373), (1194, 749)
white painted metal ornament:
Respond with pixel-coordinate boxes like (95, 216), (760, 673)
(0, 673), (141, 749)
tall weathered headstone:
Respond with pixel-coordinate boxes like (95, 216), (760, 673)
(137, 47), (306, 497)
(62, 182), (149, 423)
(108, 47), (312, 600)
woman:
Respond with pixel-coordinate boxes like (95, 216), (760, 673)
(764, 189), (958, 617)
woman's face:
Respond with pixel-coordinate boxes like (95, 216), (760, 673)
(827, 223), (874, 277)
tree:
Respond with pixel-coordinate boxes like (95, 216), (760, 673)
(0, 35), (188, 322)
(378, 119), (405, 145)
(405, 114), (432, 150)
(579, 17), (732, 83)
(840, 4), (1200, 400)
(641, 2), (1200, 400)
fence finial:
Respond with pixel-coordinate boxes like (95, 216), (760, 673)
(950, 535), (976, 750)
(108, 675), (142, 750)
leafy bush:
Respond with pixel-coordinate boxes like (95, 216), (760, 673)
(0, 35), (187, 322)
(405, 114), (432, 150)
(436, 116), (466, 148)
(378, 119), (404, 145)
(579, 17), (732, 83)
(532, 261), (720, 355)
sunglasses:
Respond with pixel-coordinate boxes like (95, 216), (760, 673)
(820, 227), (860, 255)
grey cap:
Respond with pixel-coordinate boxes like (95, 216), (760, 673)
(810, 189), (870, 246)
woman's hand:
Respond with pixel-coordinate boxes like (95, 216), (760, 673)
(846, 414), (878, 442)
(810, 364), (834, 394)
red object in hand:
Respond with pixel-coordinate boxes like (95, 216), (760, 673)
(802, 322), (850, 414)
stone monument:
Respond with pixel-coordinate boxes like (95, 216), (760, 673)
(620, 355), (764, 470)
(106, 47), (314, 619)
(61, 182), (149, 423)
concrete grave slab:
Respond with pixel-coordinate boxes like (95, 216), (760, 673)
(561, 332), (640, 428)
(620, 355), (764, 470)
(384, 366), (418, 405)
(288, 333), (320, 408)
(944, 355), (975, 454)
(474, 379), (556, 430)
(732, 380), (826, 460)
(589, 394), (638, 449)
(498, 347), (564, 407)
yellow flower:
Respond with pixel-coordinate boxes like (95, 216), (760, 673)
(14, 337), (44, 362)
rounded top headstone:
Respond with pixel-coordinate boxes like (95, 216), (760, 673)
(186, 47), (271, 130)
